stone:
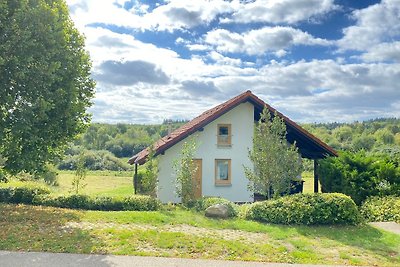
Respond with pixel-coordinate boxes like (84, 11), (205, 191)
(205, 203), (230, 219)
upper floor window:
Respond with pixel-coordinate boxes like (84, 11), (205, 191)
(217, 124), (231, 146)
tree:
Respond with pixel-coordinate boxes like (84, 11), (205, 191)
(139, 146), (159, 197)
(0, 0), (95, 175)
(173, 137), (198, 205)
(71, 151), (87, 194)
(244, 108), (302, 199)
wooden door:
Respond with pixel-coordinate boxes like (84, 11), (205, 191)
(192, 159), (202, 199)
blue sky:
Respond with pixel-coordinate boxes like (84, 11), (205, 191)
(66, 0), (400, 124)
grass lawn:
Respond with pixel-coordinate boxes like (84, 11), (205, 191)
(302, 171), (321, 193)
(1, 203), (399, 266)
(54, 171), (133, 197)
(1, 170), (134, 198)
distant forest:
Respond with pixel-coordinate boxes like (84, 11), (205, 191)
(59, 118), (400, 171)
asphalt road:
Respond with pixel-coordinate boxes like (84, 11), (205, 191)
(0, 250), (365, 267)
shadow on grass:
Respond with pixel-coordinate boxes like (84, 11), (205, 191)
(295, 224), (400, 261)
(0, 203), (106, 255)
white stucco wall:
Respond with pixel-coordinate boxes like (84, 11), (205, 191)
(157, 102), (254, 203)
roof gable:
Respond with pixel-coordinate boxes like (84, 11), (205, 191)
(129, 90), (337, 165)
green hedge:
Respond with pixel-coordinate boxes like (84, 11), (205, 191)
(318, 151), (400, 205)
(360, 196), (400, 223)
(0, 185), (160, 211)
(33, 194), (160, 211)
(193, 197), (238, 217)
(0, 185), (50, 204)
(245, 193), (362, 225)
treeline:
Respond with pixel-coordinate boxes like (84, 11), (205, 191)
(59, 118), (400, 171)
(59, 121), (185, 171)
(302, 118), (400, 156)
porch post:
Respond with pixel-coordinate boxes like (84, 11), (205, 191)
(134, 163), (138, 194)
(313, 160), (319, 193)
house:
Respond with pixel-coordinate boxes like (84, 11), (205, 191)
(128, 91), (337, 203)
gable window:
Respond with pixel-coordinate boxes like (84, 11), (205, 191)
(217, 124), (231, 146)
(215, 159), (231, 185)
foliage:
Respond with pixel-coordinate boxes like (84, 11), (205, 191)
(0, 169), (7, 183)
(122, 195), (161, 211)
(70, 152), (87, 194)
(137, 146), (158, 196)
(40, 164), (59, 186)
(245, 193), (362, 225)
(303, 118), (400, 152)
(0, 0), (95, 175)
(33, 194), (160, 211)
(173, 137), (198, 205)
(193, 196), (238, 217)
(59, 148), (131, 171)
(361, 196), (400, 223)
(72, 122), (184, 158)
(318, 151), (400, 205)
(0, 156), (7, 182)
(0, 185), (50, 204)
(245, 108), (302, 199)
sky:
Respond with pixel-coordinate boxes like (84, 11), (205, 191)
(65, 0), (400, 124)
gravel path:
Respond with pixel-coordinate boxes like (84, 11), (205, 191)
(368, 221), (400, 235)
(0, 250), (366, 267)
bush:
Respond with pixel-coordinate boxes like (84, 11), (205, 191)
(90, 196), (124, 211)
(318, 151), (400, 205)
(0, 185), (51, 204)
(0, 169), (8, 183)
(360, 196), (400, 223)
(194, 197), (238, 217)
(41, 165), (59, 186)
(58, 149), (131, 171)
(245, 193), (362, 225)
(122, 195), (161, 211)
(33, 194), (160, 211)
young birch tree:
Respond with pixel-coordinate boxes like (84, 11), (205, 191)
(173, 137), (198, 205)
(244, 107), (302, 199)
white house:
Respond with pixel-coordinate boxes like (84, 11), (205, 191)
(128, 91), (337, 203)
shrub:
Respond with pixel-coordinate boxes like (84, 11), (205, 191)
(33, 194), (160, 211)
(34, 194), (91, 209)
(90, 196), (124, 211)
(122, 195), (161, 211)
(194, 197), (238, 217)
(0, 185), (50, 204)
(41, 165), (59, 186)
(318, 151), (400, 205)
(245, 193), (362, 225)
(360, 196), (400, 223)
(58, 149), (131, 171)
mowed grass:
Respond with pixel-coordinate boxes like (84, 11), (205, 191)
(302, 171), (321, 193)
(1, 170), (134, 197)
(1, 203), (399, 266)
(54, 171), (133, 197)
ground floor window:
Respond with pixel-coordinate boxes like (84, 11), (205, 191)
(215, 159), (231, 185)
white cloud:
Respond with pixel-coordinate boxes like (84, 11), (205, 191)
(338, 0), (400, 51)
(67, 0), (233, 32)
(222, 0), (336, 24)
(144, 0), (233, 31)
(361, 42), (400, 62)
(205, 27), (331, 55)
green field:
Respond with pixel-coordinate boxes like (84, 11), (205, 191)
(2, 170), (134, 198)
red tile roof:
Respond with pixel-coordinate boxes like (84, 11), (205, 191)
(128, 90), (337, 165)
